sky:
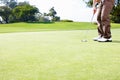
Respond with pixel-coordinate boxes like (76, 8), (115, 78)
(18, 0), (96, 22)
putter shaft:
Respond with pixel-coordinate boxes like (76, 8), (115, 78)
(91, 14), (95, 23)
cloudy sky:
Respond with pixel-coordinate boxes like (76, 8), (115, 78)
(18, 0), (96, 22)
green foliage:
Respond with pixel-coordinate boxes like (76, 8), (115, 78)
(0, 0), (9, 5)
(39, 16), (50, 22)
(0, 0), (17, 8)
(52, 16), (60, 22)
(18, 1), (29, 6)
(8, 0), (17, 9)
(12, 3), (39, 22)
(111, 4), (120, 23)
(0, 1), (60, 23)
(83, 0), (93, 7)
(48, 7), (60, 22)
(0, 1), (41, 23)
(60, 19), (74, 22)
(48, 7), (57, 18)
(115, 0), (120, 5)
(0, 6), (12, 23)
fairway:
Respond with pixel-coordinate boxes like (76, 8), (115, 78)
(0, 29), (120, 80)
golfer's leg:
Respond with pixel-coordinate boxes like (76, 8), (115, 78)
(97, 4), (104, 37)
(101, 0), (114, 38)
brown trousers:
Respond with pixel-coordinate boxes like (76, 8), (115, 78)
(97, 0), (114, 38)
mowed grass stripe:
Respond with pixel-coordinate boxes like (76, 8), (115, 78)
(0, 22), (120, 33)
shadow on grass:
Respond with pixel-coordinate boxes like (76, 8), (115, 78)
(27, 22), (55, 24)
(112, 40), (120, 43)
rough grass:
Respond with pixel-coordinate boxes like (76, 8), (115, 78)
(0, 28), (120, 80)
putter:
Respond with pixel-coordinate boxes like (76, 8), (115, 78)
(81, 13), (95, 42)
(81, 2), (98, 42)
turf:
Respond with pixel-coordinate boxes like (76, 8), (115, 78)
(0, 28), (120, 80)
(0, 22), (120, 33)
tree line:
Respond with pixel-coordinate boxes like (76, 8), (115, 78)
(0, 0), (60, 23)
(0, 0), (120, 23)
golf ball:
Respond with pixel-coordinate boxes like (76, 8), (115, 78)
(81, 40), (87, 42)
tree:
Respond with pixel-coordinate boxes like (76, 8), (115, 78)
(0, 0), (9, 5)
(52, 16), (60, 22)
(115, 0), (120, 5)
(8, 0), (17, 9)
(111, 4), (120, 23)
(0, 6), (12, 23)
(48, 7), (60, 22)
(49, 7), (57, 18)
(18, 1), (29, 6)
(12, 2), (39, 22)
(48, 7), (57, 20)
(83, 0), (93, 7)
(0, 0), (17, 23)
(0, 0), (17, 7)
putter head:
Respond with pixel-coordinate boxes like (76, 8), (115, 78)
(81, 40), (87, 42)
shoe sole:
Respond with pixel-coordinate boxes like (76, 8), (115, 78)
(93, 40), (98, 41)
(93, 39), (99, 41)
(98, 40), (112, 42)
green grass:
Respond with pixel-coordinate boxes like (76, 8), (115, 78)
(0, 22), (120, 80)
(0, 22), (120, 33)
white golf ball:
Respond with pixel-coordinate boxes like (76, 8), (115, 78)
(81, 40), (87, 42)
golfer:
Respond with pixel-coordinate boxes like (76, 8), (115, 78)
(93, 0), (115, 42)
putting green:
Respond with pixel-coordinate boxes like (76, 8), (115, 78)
(0, 29), (120, 80)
